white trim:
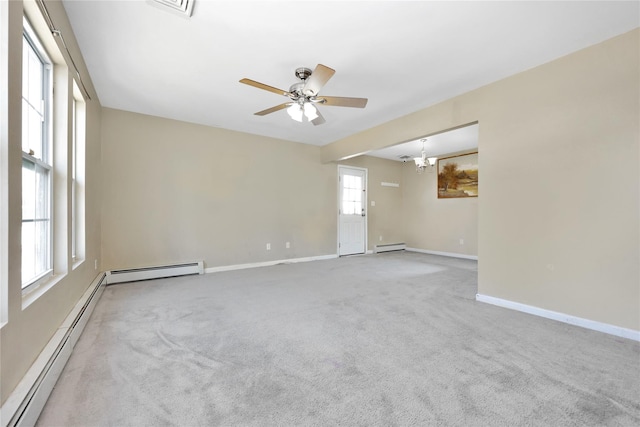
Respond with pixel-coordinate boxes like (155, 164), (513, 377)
(22, 272), (63, 310)
(476, 294), (640, 342)
(1, 273), (106, 427)
(204, 254), (338, 274)
(406, 247), (478, 260)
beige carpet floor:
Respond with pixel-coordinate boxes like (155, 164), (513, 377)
(37, 252), (640, 426)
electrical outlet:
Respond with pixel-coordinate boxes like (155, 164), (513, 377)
(379, 235), (383, 241)
(266, 243), (271, 250)
(286, 242), (290, 249)
(459, 238), (464, 245)
(94, 259), (98, 270)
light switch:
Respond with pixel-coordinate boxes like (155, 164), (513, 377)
(371, 201), (376, 207)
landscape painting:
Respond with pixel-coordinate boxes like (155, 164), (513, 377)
(438, 152), (478, 198)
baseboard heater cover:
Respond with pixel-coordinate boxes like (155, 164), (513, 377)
(3, 273), (106, 427)
(374, 243), (406, 253)
(106, 261), (204, 285)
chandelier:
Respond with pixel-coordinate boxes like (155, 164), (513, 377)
(414, 138), (437, 174)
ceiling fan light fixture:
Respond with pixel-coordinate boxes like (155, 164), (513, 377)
(287, 104), (303, 122)
(240, 64), (368, 125)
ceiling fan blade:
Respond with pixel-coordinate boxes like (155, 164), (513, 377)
(240, 78), (290, 97)
(318, 96), (368, 108)
(302, 64), (335, 96)
(255, 103), (291, 116)
(311, 109), (326, 126)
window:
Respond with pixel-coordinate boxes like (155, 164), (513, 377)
(71, 97), (76, 261)
(341, 174), (363, 215)
(71, 82), (86, 265)
(22, 17), (52, 289)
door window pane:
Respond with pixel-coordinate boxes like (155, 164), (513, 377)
(342, 174), (363, 215)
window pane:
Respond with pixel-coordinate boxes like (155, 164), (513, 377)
(22, 31), (47, 161)
(28, 48), (42, 106)
(35, 163), (49, 220)
(22, 41), (29, 96)
(71, 90), (86, 263)
(28, 105), (42, 157)
(71, 178), (76, 259)
(22, 159), (35, 219)
(22, 100), (30, 153)
(341, 173), (364, 215)
(21, 159), (50, 287)
(35, 218), (50, 274)
(21, 221), (36, 283)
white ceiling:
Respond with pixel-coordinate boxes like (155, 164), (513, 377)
(367, 123), (478, 162)
(62, 0), (638, 149)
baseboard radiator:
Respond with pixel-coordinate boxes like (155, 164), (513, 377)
(105, 261), (204, 285)
(4, 273), (106, 427)
(374, 243), (406, 253)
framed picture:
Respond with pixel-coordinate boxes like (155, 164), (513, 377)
(437, 152), (478, 198)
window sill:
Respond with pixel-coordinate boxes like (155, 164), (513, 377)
(72, 258), (85, 271)
(22, 273), (65, 310)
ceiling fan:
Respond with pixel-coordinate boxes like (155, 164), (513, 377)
(239, 64), (368, 126)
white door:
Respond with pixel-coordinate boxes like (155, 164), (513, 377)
(338, 166), (367, 256)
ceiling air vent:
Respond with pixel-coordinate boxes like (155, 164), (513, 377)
(148, 0), (195, 17)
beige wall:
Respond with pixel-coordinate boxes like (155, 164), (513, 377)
(339, 156), (404, 251)
(401, 155), (478, 256)
(100, 108), (337, 270)
(323, 29), (640, 331)
(100, 115), (408, 264)
(1, 1), (103, 405)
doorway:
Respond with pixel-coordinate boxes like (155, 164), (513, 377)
(338, 166), (367, 256)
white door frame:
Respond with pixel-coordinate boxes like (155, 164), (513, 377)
(337, 165), (368, 256)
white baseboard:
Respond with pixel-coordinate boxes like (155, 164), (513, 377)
(476, 294), (640, 342)
(1, 273), (107, 427)
(406, 247), (478, 260)
(204, 254), (338, 274)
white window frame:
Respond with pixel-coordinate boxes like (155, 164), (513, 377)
(21, 16), (53, 291)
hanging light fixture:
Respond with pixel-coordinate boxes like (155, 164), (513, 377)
(287, 102), (319, 123)
(414, 138), (437, 174)
(287, 103), (303, 122)
(303, 103), (318, 121)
